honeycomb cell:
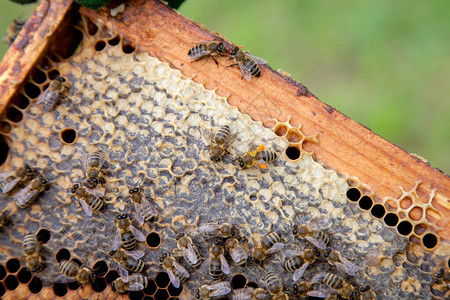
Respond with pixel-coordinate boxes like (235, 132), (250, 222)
(24, 82), (40, 99)
(346, 188), (361, 202)
(28, 277), (42, 293)
(0, 282), (4, 297)
(95, 40), (106, 51)
(6, 258), (20, 273)
(155, 272), (170, 289)
(274, 123), (288, 136)
(144, 279), (157, 295)
(422, 233), (438, 249)
(286, 128), (303, 143)
(0, 121), (11, 134)
(17, 267), (32, 284)
(146, 232), (161, 249)
(384, 213), (399, 227)
(371, 204), (386, 218)
(0, 264), (6, 280)
(400, 196), (412, 210)
(60, 128), (77, 144)
(4, 274), (19, 290)
(0, 136), (8, 166)
(359, 196), (373, 210)
(122, 41), (136, 54)
(246, 282), (258, 288)
(285, 145), (300, 160)
(36, 228), (51, 244)
(67, 281), (80, 290)
(397, 221), (413, 236)
(5, 106), (23, 123)
(154, 289), (169, 300)
(93, 260), (108, 276)
(55, 248), (71, 263)
(167, 282), (183, 297)
(104, 270), (120, 284)
(92, 277), (107, 292)
(108, 35), (120, 46)
(231, 273), (247, 289)
(384, 199), (398, 212)
(53, 282), (68, 296)
(413, 224), (427, 236)
(12, 94), (30, 109)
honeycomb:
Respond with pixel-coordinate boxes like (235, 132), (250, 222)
(0, 9), (448, 300)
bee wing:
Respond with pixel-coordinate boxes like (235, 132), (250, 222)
(234, 288), (254, 298)
(85, 185), (105, 198)
(336, 253), (358, 276)
(117, 263), (129, 281)
(199, 223), (221, 235)
(112, 228), (121, 251)
(15, 183), (37, 207)
(184, 243), (199, 265)
(1, 177), (20, 194)
(135, 198), (158, 225)
(188, 48), (212, 60)
(130, 225), (146, 242)
(35, 89), (49, 105)
(247, 53), (268, 65)
(128, 282), (144, 291)
(311, 272), (326, 283)
(97, 149), (110, 170)
(124, 250), (145, 259)
(283, 250), (303, 258)
(54, 275), (76, 284)
(305, 236), (327, 250)
(173, 260), (190, 278)
(0, 170), (15, 181)
(78, 198), (93, 217)
(166, 269), (180, 288)
(77, 149), (89, 175)
(237, 61), (252, 81)
(293, 262), (310, 282)
(210, 282), (231, 297)
(220, 253), (230, 275)
(266, 242), (285, 255)
(256, 159), (270, 173)
(307, 287), (331, 299)
(199, 258), (209, 274)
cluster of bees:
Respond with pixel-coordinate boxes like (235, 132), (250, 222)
(1, 37), (447, 300)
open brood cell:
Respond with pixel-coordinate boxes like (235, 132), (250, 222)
(0, 4), (448, 300)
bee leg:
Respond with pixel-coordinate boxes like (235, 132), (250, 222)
(60, 94), (72, 105)
(211, 55), (219, 66)
(227, 63), (238, 68)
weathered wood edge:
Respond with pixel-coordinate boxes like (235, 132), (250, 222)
(0, 0), (74, 112)
(79, 0), (449, 241)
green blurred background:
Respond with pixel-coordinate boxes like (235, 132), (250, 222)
(1, 0), (449, 174)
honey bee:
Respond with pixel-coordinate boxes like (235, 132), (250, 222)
(176, 233), (203, 268)
(22, 233), (43, 273)
(0, 210), (10, 231)
(224, 237), (248, 266)
(292, 224), (329, 250)
(35, 76), (71, 111)
(353, 286), (376, 300)
(292, 282), (330, 299)
(265, 272), (288, 300)
(111, 273), (148, 293)
(205, 239), (230, 280)
(159, 252), (190, 288)
(108, 249), (145, 281)
(284, 248), (320, 281)
(198, 222), (236, 239)
(0, 164), (34, 194)
(232, 287), (269, 300)
(323, 248), (358, 276)
(15, 175), (48, 208)
(236, 144), (277, 172)
(250, 231), (284, 266)
(2, 19), (25, 46)
(188, 41), (228, 65)
(71, 183), (104, 217)
(228, 46), (267, 81)
(312, 272), (355, 299)
(55, 260), (95, 284)
(113, 213), (146, 251)
(77, 148), (109, 190)
(433, 267), (450, 285)
(128, 185), (158, 226)
(208, 125), (237, 162)
(195, 281), (232, 299)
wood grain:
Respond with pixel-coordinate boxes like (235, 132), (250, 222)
(79, 0), (449, 242)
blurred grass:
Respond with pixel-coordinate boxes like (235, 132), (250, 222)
(0, 0), (448, 174)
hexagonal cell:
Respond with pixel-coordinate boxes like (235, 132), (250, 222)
(286, 128), (303, 143)
(154, 288), (169, 300)
(359, 196), (373, 210)
(144, 279), (158, 295)
(0, 264), (6, 280)
(285, 144), (301, 160)
(155, 272), (170, 289)
(371, 204), (386, 219)
(399, 196), (412, 210)
(4, 274), (19, 290)
(55, 248), (70, 263)
(146, 232), (162, 249)
(17, 267), (32, 284)
(36, 228), (51, 244)
(0, 121), (11, 134)
(231, 273), (247, 289)
(384, 199), (398, 212)
(346, 188), (361, 202)
(67, 281), (80, 290)
(28, 276), (43, 294)
(167, 282), (183, 297)
(6, 258), (20, 273)
(408, 206), (423, 221)
(397, 221), (413, 236)
(104, 270), (120, 284)
(5, 106), (23, 123)
(53, 282), (68, 296)
(274, 123), (288, 137)
(413, 223), (428, 236)
(422, 233), (438, 249)
(60, 128), (77, 144)
(92, 277), (107, 292)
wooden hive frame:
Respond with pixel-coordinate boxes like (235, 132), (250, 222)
(0, 0), (448, 298)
